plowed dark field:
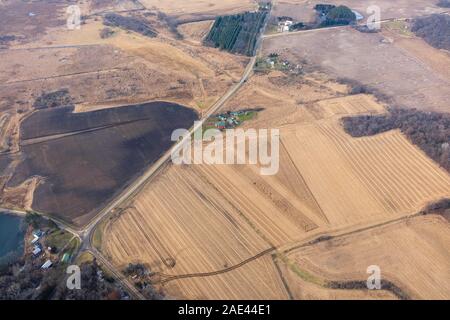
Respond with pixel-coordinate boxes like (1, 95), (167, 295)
(8, 102), (198, 227)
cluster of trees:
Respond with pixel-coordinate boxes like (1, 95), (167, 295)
(411, 14), (450, 50)
(123, 263), (164, 299)
(123, 263), (148, 277)
(342, 108), (450, 172)
(157, 11), (183, 40)
(437, 0), (450, 8)
(327, 280), (409, 300)
(24, 212), (57, 229)
(319, 5), (356, 26)
(53, 260), (123, 300)
(314, 4), (337, 16)
(422, 198), (450, 215)
(99, 27), (115, 39)
(291, 22), (306, 30)
(103, 13), (157, 38)
(0, 35), (15, 45)
(0, 258), (65, 300)
(0, 257), (130, 300)
(277, 16), (293, 22)
(33, 89), (73, 110)
(205, 11), (268, 56)
(1, 213), (131, 300)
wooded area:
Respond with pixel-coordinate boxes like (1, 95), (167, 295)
(412, 14), (450, 50)
(205, 11), (268, 56)
(343, 109), (450, 172)
(103, 13), (157, 38)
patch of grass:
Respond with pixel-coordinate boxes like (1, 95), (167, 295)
(265, 24), (278, 35)
(76, 251), (95, 265)
(254, 55), (291, 73)
(92, 219), (108, 250)
(278, 253), (326, 287)
(45, 229), (73, 253)
(237, 111), (256, 122)
(65, 237), (80, 257)
(289, 263), (326, 286)
(384, 20), (413, 37)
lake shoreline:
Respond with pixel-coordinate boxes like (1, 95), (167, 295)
(0, 212), (26, 265)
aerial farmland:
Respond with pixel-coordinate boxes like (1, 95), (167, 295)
(0, 0), (449, 304)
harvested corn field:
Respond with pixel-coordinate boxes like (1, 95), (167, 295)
(103, 165), (273, 274)
(102, 91), (450, 299)
(102, 164), (294, 299)
(285, 215), (450, 299)
(281, 95), (450, 227)
(163, 255), (290, 300)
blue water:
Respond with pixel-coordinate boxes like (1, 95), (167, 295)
(0, 213), (24, 263)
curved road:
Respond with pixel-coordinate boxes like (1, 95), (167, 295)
(4, 2), (273, 300)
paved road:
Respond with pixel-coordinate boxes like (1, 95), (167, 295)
(2, 2), (271, 300)
(0, 38), (259, 302)
(89, 248), (146, 300)
(75, 3), (272, 298)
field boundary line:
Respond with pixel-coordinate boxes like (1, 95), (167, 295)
(156, 247), (276, 284)
(282, 211), (426, 255)
(271, 254), (294, 300)
(279, 138), (329, 224)
(0, 68), (121, 86)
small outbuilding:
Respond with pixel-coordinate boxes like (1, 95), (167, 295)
(41, 260), (53, 269)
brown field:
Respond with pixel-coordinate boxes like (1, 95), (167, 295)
(178, 20), (214, 44)
(138, 0), (257, 21)
(263, 27), (450, 113)
(103, 81), (450, 298)
(5, 102), (197, 227)
(163, 255), (290, 299)
(280, 96), (450, 227)
(0, 0), (66, 44)
(9, 18), (248, 110)
(0, 6), (248, 216)
(276, 257), (398, 299)
(102, 165), (272, 273)
(86, 0), (144, 15)
(381, 20), (450, 80)
(272, 0), (448, 23)
(285, 214), (450, 299)
(2, 0), (449, 300)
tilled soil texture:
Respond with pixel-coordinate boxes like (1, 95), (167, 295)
(9, 102), (198, 227)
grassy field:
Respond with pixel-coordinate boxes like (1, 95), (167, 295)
(45, 229), (74, 252)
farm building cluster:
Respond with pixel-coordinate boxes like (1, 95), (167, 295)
(27, 226), (76, 270)
(277, 16), (305, 32)
(255, 53), (303, 74)
(29, 229), (54, 269)
(207, 110), (257, 130)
